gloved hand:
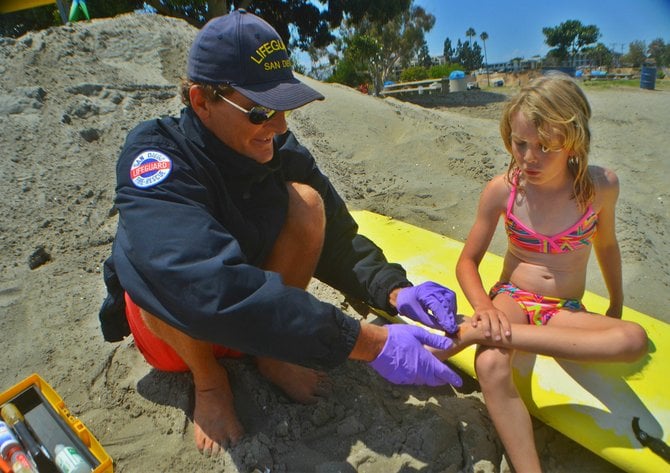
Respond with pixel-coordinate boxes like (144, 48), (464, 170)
(369, 324), (462, 387)
(396, 282), (458, 334)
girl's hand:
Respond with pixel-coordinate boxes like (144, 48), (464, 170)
(471, 307), (512, 341)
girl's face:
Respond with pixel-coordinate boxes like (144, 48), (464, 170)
(510, 111), (571, 186)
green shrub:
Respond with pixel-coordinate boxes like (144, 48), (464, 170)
(400, 66), (429, 82)
(428, 63), (463, 79)
(327, 59), (369, 87)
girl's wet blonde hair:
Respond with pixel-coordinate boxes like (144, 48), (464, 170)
(500, 72), (594, 209)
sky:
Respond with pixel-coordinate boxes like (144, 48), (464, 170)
(414, 0), (670, 64)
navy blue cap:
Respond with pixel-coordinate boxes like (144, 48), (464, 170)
(187, 10), (324, 111)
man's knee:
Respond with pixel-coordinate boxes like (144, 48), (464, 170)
(286, 182), (325, 237)
(287, 182), (324, 217)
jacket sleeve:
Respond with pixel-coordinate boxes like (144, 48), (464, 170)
(111, 130), (359, 370)
(278, 132), (411, 314)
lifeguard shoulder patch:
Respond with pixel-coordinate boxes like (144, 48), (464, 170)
(130, 150), (172, 188)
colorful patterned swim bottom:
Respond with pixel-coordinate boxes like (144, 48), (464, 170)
(489, 281), (586, 326)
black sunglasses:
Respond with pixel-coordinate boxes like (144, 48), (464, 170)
(216, 93), (290, 125)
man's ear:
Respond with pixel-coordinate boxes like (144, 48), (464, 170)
(189, 86), (212, 122)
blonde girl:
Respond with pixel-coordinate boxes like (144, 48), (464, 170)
(443, 73), (648, 472)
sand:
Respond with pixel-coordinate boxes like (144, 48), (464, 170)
(1, 12), (668, 473)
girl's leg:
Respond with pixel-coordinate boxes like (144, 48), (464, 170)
(542, 310), (648, 361)
(437, 308), (648, 363)
(476, 345), (542, 473)
(439, 294), (647, 473)
(472, 294), (542, 472)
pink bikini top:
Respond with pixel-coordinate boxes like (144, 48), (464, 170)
(504, 174), (598, 254)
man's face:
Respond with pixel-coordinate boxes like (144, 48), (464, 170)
(204, 91), (288, 164)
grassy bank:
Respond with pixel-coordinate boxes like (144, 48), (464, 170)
(582, 78), (669, 91)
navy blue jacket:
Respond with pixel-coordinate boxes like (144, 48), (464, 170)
(99, 108), (410, 370)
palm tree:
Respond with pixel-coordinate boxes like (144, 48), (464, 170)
(480, 31), (490, 86)
(466, 27), (476, 47)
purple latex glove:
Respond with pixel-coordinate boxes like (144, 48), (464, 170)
(396, 282), (458, 334)
(369, 324), (462, 387)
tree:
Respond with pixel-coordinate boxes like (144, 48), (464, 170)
(1, 0), (411, 58)
(141, 0), (412, 51)
(465, 27), (476, 47)
(327, 2), (435, 94)
(455, 39), (482, 72)
(455, 39), (463, 58)
(327, 49), (369, 87)
(480, 31), (490, 86)
(623, 40), (647, 67)
(470, 42), (483, 70)
(443, 37), (454, 62)
(542, 19), (600, 65)
(417, 42), (432, 68)
(648, 38), (669, 67)
(583, 43), (613, 68)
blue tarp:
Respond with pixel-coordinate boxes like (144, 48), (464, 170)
(448, 70), (465, 80)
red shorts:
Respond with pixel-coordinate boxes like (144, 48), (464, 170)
(124, 293), (243, 372)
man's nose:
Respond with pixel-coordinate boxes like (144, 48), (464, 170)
(267, 111), (288, 133)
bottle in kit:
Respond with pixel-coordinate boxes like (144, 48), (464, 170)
(0, 421), (37, 472)
(10, 449), (38, 473)
(1, 403), (59, 473)
(54, 444), (92, 473)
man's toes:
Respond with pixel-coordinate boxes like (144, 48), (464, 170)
(201, 438), (226, 457)
(210, 440), (224, 456)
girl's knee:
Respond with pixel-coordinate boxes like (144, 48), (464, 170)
(475, 347), (512, 385)
(621, 323), (648, 361)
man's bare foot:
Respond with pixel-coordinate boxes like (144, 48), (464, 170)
(256, 357), (332, 404)
(192, 364), (244, 456)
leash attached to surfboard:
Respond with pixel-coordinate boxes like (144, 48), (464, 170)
(632, 417), (670, 464)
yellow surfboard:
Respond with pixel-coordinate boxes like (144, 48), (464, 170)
(352, 210), (670, 473)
